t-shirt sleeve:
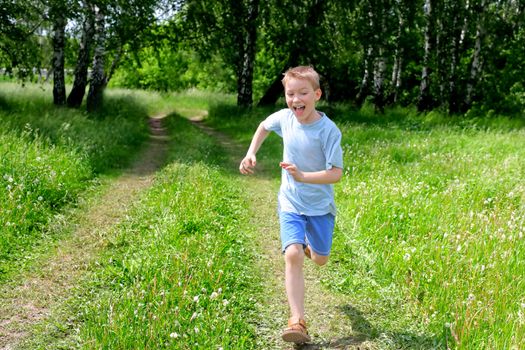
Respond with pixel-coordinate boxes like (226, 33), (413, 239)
(262, 109), (285, 137)
(325, 127), (344, 170)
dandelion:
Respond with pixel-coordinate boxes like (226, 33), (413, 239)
(190, 312), (198, 321)
(169, 332), (179, 339)
(210, 292), (219, 300)
(467, 293), (475, 302)
(194, 327), (199, 334)
(222, 299), (229, 306)
(403, 253), (411, 261)
(193, 295), (199, 303)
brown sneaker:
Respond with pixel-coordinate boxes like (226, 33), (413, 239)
(282, 318), (311, 344)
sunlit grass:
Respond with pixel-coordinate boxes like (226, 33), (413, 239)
(0, 82), (151, 280)
(204, 100), (525, 349)
(52, 114), (263, 349)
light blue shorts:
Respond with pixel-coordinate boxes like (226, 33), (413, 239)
(279, 211), (335, 256)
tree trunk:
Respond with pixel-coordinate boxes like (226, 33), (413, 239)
(51, 12), (66, 106)
(390, 0), (405, 104)
(67, 2), (94, 108)
(448, 1), (463, 114)
(356, 1), (375, 106)
(106, 45), (123, 84)
(372, 1), (387, 113)
(87, 5), (106, 113)
(435, 5), (446, 108)
(417, 0), (434, 112)
(237, 0), (259, 107)
(465, 0), (486, 109)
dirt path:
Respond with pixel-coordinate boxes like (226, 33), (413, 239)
(1, 114), (377, 350)
(0, 114), (170, 350)
(190, 119), (376, 349)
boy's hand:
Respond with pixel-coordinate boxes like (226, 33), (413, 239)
(240, 155), (256, 175)
(279, 162), (304, 182)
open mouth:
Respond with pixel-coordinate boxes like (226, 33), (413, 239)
(293, 106), (305, 113)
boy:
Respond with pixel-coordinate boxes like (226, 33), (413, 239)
(239, 66), (343, 344)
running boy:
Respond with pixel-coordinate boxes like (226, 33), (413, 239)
(239, 66), (343, 344)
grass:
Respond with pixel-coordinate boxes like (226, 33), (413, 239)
(205, 100), (525, 349)
(5, 83), (525, 349)
(75, 162), (260, 349)
(0, 82), (149, 280)
(20, 112), (263, 349)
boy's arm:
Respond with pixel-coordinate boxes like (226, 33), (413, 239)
(279, 162), (343, 184)
(240, 122), (270, 174)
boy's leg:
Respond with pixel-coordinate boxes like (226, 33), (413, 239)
(284, 243), (305, 321)
(282, 243), (311, 343)
(279, 212), (311, 343)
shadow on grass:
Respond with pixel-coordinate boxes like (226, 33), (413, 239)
(290, 304), (442, 350)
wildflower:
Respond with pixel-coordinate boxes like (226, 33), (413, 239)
(190, 312), (197, 321)
(222, 299), (229, 306)
(193, 295), (199, 303)
(467, 293), (475, 302)
(194, 327), (199, 334)
(403, 253), (411, 261)
(169, 332), (179, 338)
(210, 292), (219, 300)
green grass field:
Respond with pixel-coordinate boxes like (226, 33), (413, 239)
(2, 82), (524, 349)
(206, 102), (525, 349)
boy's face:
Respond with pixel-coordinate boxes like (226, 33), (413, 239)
(284, 77), (322, 124)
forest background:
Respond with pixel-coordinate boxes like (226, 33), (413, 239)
(1, 0), (524, 117)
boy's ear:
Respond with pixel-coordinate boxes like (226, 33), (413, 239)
(315, 88), (322, 101)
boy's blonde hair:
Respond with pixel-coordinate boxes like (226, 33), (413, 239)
(281, 66), (320, 90)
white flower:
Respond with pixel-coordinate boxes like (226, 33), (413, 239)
(194, 327), (199, 334)
(169, 332), (179, 338)
(38, 196), (43, 201)
(190, 312), (197, 321)
(403, 253), (411, 261)
(193, 295), (199, 303)
(222, 299), (229, 306)
(210, 292), (219, 300)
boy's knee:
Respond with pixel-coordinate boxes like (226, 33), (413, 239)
(284, 244), (304, 264)
(312, 254), (329, 266)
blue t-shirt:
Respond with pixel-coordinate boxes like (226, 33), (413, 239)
(263, 108), (343, 216)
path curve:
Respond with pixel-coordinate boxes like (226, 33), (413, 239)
(0, 114), (170, 350)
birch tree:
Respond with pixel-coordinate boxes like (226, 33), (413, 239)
(86, 4), (106, 112)
(49, 0), (68, 106)
(67, 0), (95, 108)
(464, 0), (487, 108)
(417, 0), (435, 111)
